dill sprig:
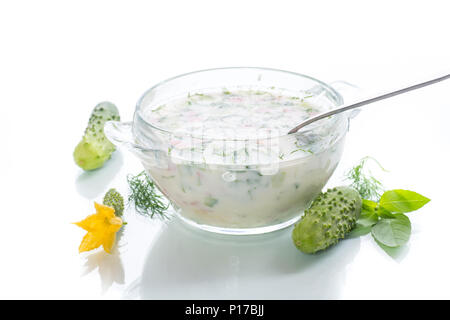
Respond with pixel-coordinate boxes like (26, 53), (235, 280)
(127, 171), (170, 219)
(345, 156), (387, 201)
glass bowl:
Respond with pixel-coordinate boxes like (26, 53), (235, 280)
(105, 67), (349, 235)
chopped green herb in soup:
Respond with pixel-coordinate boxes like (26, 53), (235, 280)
(146, 89), (322, 135)
(141, 88), (346, 229)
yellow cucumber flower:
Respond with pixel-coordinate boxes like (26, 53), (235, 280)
(74, 202), (123, 253)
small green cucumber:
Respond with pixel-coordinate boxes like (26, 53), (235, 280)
(103, 188), (124, 217)
(73, 101), (120, 170)
(292, 186), (362, 254)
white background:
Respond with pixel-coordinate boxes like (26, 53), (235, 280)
(0, 0), (449, 299)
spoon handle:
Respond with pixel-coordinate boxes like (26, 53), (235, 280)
(288, 73), (450, 134)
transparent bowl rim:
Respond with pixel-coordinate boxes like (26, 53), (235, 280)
(134, 66), (344, 139)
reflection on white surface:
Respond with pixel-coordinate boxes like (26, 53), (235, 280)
(81, 228), (125, 293)
(75, 151), (124, 199)
(124, 217), (361, 299)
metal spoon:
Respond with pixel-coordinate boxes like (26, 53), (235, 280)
(288, 74), (450, 134)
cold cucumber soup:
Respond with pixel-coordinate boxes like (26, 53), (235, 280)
(140, 88), (345, 231)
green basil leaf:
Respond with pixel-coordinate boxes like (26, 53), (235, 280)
(358, 211), (379, 227)
(379, 189), (430, 213)
(362, 198), (395, 218)
(347, 210), (379, 238)
(371, 213), (411, 247)
(377, 206), (396, 219)
(348, 225), (373, 238)
(362, 199), (378, 211)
